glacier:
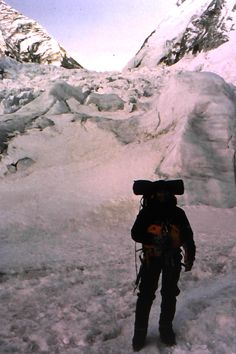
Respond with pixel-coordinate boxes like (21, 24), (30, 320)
(0, 0), (236, 353)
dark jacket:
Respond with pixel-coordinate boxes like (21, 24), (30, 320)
(131, 196), (196, 265)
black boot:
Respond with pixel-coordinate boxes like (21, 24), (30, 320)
(159, 325), (176, 346)
(132, 329), (147, 352)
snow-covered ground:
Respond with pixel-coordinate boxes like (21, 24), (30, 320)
(1, 194), (236, 353)
(0, 56), (236, 353)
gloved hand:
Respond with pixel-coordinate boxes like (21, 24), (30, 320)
(184, 251), (194, 272)
(184, 262), (193, 272)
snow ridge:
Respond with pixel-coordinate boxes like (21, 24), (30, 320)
(160, 0), (231, 65)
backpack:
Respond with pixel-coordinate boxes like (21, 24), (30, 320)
(142, 220), (183, 258)
(138, 193), (182, 251)
(134, 220), (184, 290)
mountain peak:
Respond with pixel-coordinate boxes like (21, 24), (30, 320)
(126, 0), (236, 71)
(0, 1), (83, 69)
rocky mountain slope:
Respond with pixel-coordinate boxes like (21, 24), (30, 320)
(126, 0), (236, 83)
(0, 0), (82, 69)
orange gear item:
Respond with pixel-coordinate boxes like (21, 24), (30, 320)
(147, 224), (163, 236)
(147, 223), (183, 249)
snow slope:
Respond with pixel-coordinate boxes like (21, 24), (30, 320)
(1, 187), (236, 353)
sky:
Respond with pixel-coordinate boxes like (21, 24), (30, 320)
(5, 0), (172, 71)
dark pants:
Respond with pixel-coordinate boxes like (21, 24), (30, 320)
(134, 251), (182, 333)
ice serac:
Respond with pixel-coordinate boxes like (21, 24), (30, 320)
(0, 0), (82, 69)
(0, 60), (236, 207)
(155, 71), (236, 207)
(126, 0), (236, 73)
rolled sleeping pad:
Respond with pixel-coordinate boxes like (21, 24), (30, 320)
(133, 179), (184, 195)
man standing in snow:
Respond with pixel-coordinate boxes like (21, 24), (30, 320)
(131, 180), (196, 351)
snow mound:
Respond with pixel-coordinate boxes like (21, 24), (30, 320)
(156, 71), (236, 207)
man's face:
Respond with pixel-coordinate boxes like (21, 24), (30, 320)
(155, 191), (167, 202)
